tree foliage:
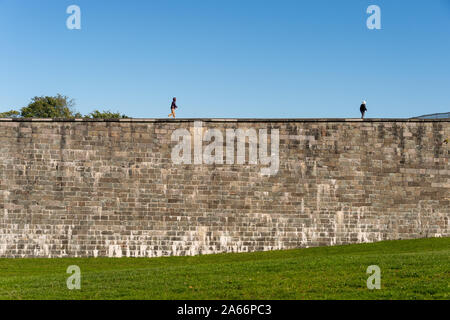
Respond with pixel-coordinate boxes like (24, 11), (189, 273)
(20, 94), (78, 118)
(0, 95), (130, 119)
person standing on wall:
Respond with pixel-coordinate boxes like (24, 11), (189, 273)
(360, 100), (367, 119)
(168, 97), (178, 118)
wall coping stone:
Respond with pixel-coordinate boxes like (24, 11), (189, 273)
(0, 118), (448, 123)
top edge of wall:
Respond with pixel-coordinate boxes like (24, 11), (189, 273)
(0, 118), (448, 123)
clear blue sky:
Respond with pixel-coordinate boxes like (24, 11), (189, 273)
(1, 0), (449, 118)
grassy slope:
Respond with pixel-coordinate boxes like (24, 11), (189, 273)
(0, 238), (448, 300)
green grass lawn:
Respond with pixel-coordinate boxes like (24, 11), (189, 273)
(0, 238), (448, 300)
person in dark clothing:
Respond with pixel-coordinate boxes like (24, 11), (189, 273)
(168, 97), (178, 118)
(360, 101), (367, 119)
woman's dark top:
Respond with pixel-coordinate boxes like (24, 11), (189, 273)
(171, 101), (178, 110)
(360, 104), (367, 112)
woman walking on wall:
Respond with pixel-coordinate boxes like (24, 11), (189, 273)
(168, 97), (178, 118)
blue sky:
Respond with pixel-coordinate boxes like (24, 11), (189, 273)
(1, 0), (449, 118)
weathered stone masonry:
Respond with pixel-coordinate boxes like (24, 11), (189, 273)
(0, 118), (448, 258)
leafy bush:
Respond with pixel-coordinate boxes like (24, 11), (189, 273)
(0, 110), (21, 118)
(85, 110), (130, 119)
